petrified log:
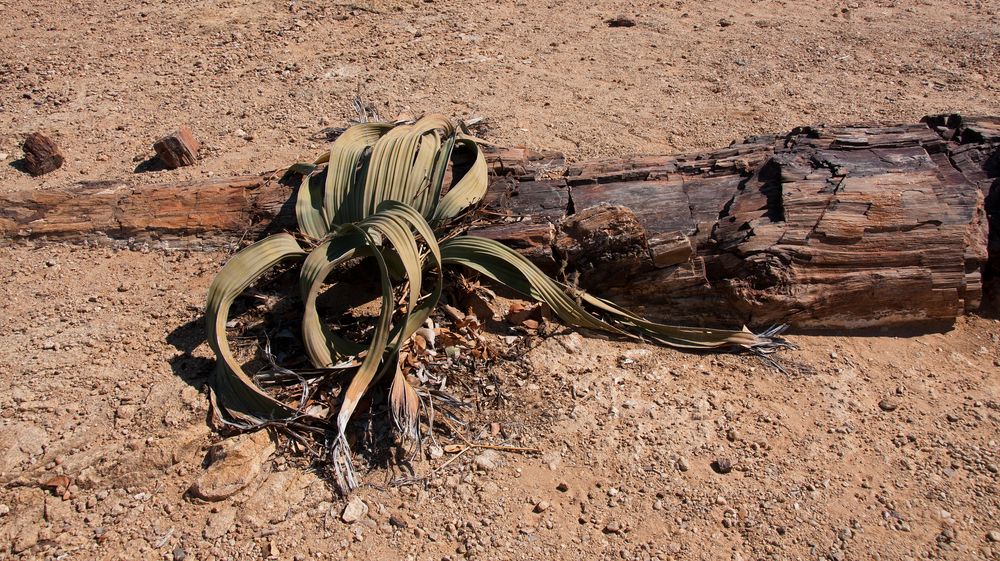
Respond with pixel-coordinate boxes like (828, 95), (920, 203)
(0, 147), (559, 247)
(0, 174), (291, 245)
(476, 116), (998, 328)
(0, 116), (996, 329)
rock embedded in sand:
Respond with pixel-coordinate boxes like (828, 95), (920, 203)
(712, 458), (733, 474)
(202, 506), (236, 539)
(606, 15), (636, 27)
(341, 496), (368, 524)
(187, 430), (275, 501)
(878, 398), (899, 412)
(473, 450), (500, 472)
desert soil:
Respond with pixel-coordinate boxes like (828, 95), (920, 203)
(1, 1), (1000, 560)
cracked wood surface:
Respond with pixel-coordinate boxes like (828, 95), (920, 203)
(1, 115), (996, 329)
(474, 115), (998, 328)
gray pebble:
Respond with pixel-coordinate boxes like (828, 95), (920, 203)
(878, 398), (899, 412)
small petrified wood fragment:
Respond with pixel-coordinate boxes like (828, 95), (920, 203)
(153, 125), (201, 169)
(22, 132), (64, 176)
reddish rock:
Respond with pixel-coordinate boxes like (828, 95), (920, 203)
(22, 132), (64, 176)
(153, 125), (200, 169)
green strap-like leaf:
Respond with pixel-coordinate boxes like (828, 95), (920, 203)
(440, 235), (623, 334)
(324, 123), (394, 226)
(362, 115), (455, 220)
(298, 232), (369, 368)
(205, 233), (308, 425)
(440, 235), (764, 350)
(427, 133), (457, 216)
(315, 225), (397, 449)
(295, 170), (330, 239)
(432, 136), (488, 222)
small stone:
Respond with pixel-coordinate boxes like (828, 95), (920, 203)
(987, 530), (1000, 542)
(0, 504), (9, 516)
(603, 520), (622, 534)
(172, 547), (187, 561)
(428, 445), (444, 459)
(556, 482), (569, 492)
(41, 340), (57, 350)
(0, 152), (8, 161)
(388, 515), (408, 528)
(606, 15), (636, 27)
(533, 500), (550, 513)
(341, 496), (368, 523)
(878, 398), (899, 412)
(945, 413), (959, 423)
(557, 332), (584, 354)
(676, 457), (690, 472)
(711, 458), (733, 474)
(726, 429), (739, 442)
(718, 18), (735, 27)
(473, 450), (500, 471)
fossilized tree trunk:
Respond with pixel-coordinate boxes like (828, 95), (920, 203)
(1, 115), (996, 329)
(475, 116), (999, 328)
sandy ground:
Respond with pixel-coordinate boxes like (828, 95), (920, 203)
(1, 0), (999, 560)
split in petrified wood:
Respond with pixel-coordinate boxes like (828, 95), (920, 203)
(1, 115), (996, 329)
